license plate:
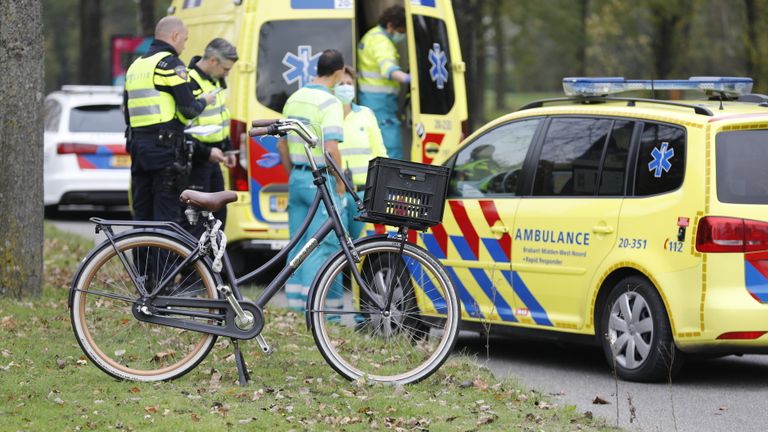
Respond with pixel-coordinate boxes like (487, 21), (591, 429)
(269, 195), (288, 212)
(111, 155), (131, 168)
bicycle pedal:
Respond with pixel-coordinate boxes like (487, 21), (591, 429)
(255, 335), (273, 355)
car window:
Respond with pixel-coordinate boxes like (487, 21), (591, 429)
(532, 117), (613, 197)
(256, 20), (353, 113)
(412, 15), (454, 115)
(716, 130), (768, 204)
(69, 105), (125, 133)
(633, 122), (685, 196)
(598, 120), (633, 196)
(448, 118), (541, 198)
(44, 99), (62, 132)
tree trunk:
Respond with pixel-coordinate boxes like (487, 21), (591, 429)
(453, 0), (486, 130)
(139, 0), (155, 37)
(577, 0), (589, 76)
(0, 0), (44, 298)
(493, 0), (507, 111)
(744, 0), (758, 78)
(79, 0), (102, 84)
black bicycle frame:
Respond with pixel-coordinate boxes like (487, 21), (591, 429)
(87, 161), (387, 334)
(234, 166), (387, 312)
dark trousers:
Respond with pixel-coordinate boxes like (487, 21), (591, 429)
(130, 138), (185, 225)
(129, 137), (186, 292)
(180, 159), (227, 239)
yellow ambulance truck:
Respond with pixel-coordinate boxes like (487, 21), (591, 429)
(168, 0), (468, 271)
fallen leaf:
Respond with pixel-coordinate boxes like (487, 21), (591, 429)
(145, 406), (157, 414)
(592, 396), (610, 405)
(1, 316), (17, 331)
(473, 378), (488, 390)
(191, 413), (201, 422)
(476, 414), (496, 425)
(152, 350), (176, 363)
(209, 372), (222, 390)
(129, 387), (141, 394)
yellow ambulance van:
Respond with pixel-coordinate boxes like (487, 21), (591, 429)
(425, 77), (768, 381)
(167, 0), (467, 271)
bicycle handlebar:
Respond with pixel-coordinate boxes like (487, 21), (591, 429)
(247, 119), (318, 148)
(251, 119), (280, 127)
(248, 126), (276, 137)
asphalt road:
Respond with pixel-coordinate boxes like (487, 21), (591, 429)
(49, 208), (768, 432)
(456, 332), (768, 432)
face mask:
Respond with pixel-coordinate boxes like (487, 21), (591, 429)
(334, 84), (356, 104)
(391, 32), (406, 44)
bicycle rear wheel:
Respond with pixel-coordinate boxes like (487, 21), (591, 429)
(70, 232), (218, 381)
(309, 238), (459, 384)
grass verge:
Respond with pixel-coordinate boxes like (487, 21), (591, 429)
(0, 224), (615, 431)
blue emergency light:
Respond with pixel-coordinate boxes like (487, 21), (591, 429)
(563, 77), (753, 97)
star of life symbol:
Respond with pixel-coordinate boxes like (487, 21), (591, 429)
(648, 141), (674, 178)
(282, 45), (321, 89)
(428, 43), (449, 90)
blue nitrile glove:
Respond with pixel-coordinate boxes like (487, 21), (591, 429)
(256, 152), (281, 168)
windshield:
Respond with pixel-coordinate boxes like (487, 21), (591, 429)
(69, 105), (125, 133)
(716, 130), (768, 204)
(256, 19), (353, 113)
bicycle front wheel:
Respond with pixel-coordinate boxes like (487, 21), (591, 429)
(309, 238), (460, 384)
(70, 232), (218, 382)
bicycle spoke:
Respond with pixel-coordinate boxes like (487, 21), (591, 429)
(310, 240), (458, 384)
(71, 234), (217, 381)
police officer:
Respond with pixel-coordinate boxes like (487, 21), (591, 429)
(335, 65), (387, 239)
(357, 5), (410, 160)
(182, 38), (239, 237)
(124, 16), (227, 224)
(276, 49), (347, 311)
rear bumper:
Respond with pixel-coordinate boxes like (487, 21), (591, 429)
(44, 170), (129, 206)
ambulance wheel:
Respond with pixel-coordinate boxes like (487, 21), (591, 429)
(600, 276), (683, 382)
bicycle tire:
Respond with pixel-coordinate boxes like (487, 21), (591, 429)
(70, 231), (218, 382)
(308, 238), (459, 384)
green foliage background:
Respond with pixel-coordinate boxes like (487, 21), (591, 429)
(42, 0), (768, 125)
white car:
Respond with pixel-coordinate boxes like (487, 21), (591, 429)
(43, 85), (129, 211)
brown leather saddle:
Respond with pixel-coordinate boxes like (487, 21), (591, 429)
(179, 190), (238, 212)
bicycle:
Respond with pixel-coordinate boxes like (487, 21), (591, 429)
(68, 118), (460, 385)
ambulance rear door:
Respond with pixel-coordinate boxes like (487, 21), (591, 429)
(242, 1), (355, 224)
(405, 0), (467, 165)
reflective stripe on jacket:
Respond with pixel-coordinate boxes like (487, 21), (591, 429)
(187, 68), (229, 143)
(357, 26), (400, 95)
(282, 84), (344, 167)
(339, 104), (387, 185)
(125, 51), (186, 127)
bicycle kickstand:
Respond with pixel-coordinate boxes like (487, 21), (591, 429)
(230, 338), (251, 386)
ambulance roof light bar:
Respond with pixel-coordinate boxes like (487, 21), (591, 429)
(562, 77), (753, 98)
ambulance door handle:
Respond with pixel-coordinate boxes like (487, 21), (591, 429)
(490, 226), (509, 234)
(592, 225), (614, 234)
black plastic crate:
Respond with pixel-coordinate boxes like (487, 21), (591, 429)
(359, 157), (450, 230)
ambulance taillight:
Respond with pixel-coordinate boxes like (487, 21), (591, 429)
(229, 119), (249, 192)
(695, 216), (768, 253)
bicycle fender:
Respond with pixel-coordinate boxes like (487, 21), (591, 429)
(304, 234), (394, 330)
(67, 228), (218, 309)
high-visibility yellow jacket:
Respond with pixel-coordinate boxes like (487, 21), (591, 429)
(357, 26), (400, 96)
(125, 51), (187, 127)
(339, 104), (387, 185)
(283, 84), (344, 167)
(188, 68), (230, 144)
